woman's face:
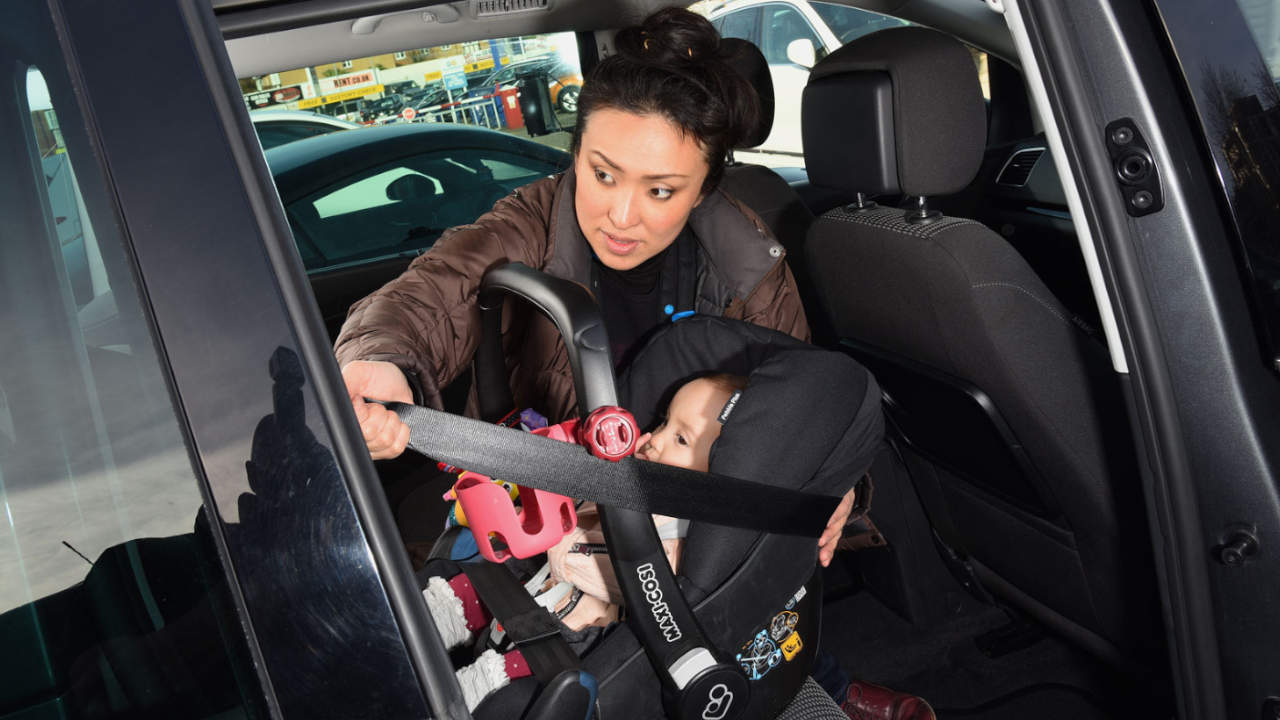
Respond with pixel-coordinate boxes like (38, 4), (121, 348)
(574, 108), (710, 271)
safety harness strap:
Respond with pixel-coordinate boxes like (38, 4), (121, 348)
(459, 562), (580, 683)
(390, 402), (839, 537)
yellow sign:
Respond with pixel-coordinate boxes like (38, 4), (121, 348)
(464, 58), (496, 74)
(297, 83), (385, 109)
(424, 71), (443, 83)
(781, 632), (802, 662)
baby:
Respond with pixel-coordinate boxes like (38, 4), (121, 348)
(424, 373), (746, 710)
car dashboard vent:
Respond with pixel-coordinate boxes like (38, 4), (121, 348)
(475, 0), (549, 17)
(997, 148), (1045, 187)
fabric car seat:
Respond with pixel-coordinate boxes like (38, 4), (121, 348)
(800, 27), (1158, 663)
(717, 38), (828, 342)
(718, 38), (814, 260)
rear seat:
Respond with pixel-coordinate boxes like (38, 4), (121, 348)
(717, 38), (830, 341)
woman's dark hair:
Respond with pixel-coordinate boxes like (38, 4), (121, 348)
(571, 7), (760, 195)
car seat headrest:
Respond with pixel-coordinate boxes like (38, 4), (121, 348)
(722, 38), (775, 149)
(802, 27), (986, 198)
(385, 174), (436, 201)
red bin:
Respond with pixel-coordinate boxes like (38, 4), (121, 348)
(498, 86), (524, 130)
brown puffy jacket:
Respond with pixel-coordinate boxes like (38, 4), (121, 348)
(334, 166), (809, 421)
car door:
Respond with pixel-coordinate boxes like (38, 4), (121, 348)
(1007, 0), (1280, 718)
(0, 0), (465, 718)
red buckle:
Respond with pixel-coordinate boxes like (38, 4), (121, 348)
(579, 406), (638, 461)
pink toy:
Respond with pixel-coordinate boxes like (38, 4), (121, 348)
(455, 409), (639, 562)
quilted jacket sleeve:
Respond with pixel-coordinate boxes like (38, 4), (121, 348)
(333, 176), (559, 409)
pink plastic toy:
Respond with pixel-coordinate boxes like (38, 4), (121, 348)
(455, 409), (639, 563)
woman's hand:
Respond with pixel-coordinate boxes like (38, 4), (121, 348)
(342, 360), (413, 460)
(817, 486), (857, 567)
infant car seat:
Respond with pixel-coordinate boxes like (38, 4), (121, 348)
(401, 264), (883, 719)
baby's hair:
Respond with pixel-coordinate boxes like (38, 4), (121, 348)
(571, 7), (760, 195)
(698, 372), (748, 395)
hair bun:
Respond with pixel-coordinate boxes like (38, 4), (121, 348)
(616, 7), (720, 64)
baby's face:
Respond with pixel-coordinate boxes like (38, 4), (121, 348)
(634, 378), (731, 472)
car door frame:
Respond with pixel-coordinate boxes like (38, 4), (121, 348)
(1007, 0), (1280, 718)
(37, 0), (469, 716)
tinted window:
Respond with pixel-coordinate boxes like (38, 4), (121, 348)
(287, 147), (566, 270)
(809, 1), (910, 45)
(1156, 0), (1280, 366)
(761, 4), (825, 64)
(256, 120), (343, 149)
(719, 8), (759, 44)
(1, 60), (267, 718)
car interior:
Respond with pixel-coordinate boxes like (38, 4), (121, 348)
(218, 0), (1179, 716)
(0, 0), (1188, 717)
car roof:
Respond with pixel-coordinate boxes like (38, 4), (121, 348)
(263, 122), (570, 196)
(248, 108), (362, 128)
(221, 0), (1015, 76)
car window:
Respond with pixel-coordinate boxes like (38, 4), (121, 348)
(241, 32), (581, 153)
(3, 61), (267, 717)
(809, 1), (910, 45)
(719, 8), (760, 45)
(255, 120), (342, 149)
(288, 147), (566, 271)
(1154, 0), (1280, 367)
(760, 4), (823, 63)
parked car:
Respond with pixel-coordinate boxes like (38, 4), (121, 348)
(264, 123), (570, 335)
(5, 0), (1280, 719)
(468, 55), (584, 112)
(702, 0), (909, 163)
(364, 93), (409, 122)
(249, 108), (362, 149)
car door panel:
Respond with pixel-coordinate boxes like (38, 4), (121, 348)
(310, 255), (417, 339)
(1013, 1), (1280, 717)
(8, 0), (465, 716)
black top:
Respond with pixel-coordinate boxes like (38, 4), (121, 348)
(594, 227), (697, 371)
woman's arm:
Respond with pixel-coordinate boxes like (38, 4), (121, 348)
(334, 177), (558, 409)
(738, 259), (810, 343)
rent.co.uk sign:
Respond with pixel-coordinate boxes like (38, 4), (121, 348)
(297, 68), (383, 109)
(333, 71), (374, 88)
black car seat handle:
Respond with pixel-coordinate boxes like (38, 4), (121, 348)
(473, 263), (751, 720)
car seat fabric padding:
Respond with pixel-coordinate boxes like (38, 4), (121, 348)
(619, 316), (884, 601)
(804, 27), (986, 198)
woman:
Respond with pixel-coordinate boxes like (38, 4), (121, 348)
(336, 7), (852, 565)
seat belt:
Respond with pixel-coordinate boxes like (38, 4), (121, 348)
(458, 561), (581, 683)
(389, 402), (839, 537)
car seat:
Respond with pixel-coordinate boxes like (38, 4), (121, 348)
(717, 38), (829, 344)
(800, 27), (1159, 664)
(718, 38), (814, 261)
(416, 265), (883, 719)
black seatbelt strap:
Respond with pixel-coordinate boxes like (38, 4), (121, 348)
(389, 402), (839, 537)
(459, 562), (580, 682)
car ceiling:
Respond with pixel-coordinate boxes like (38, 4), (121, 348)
(219, 0), (1015, 78)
